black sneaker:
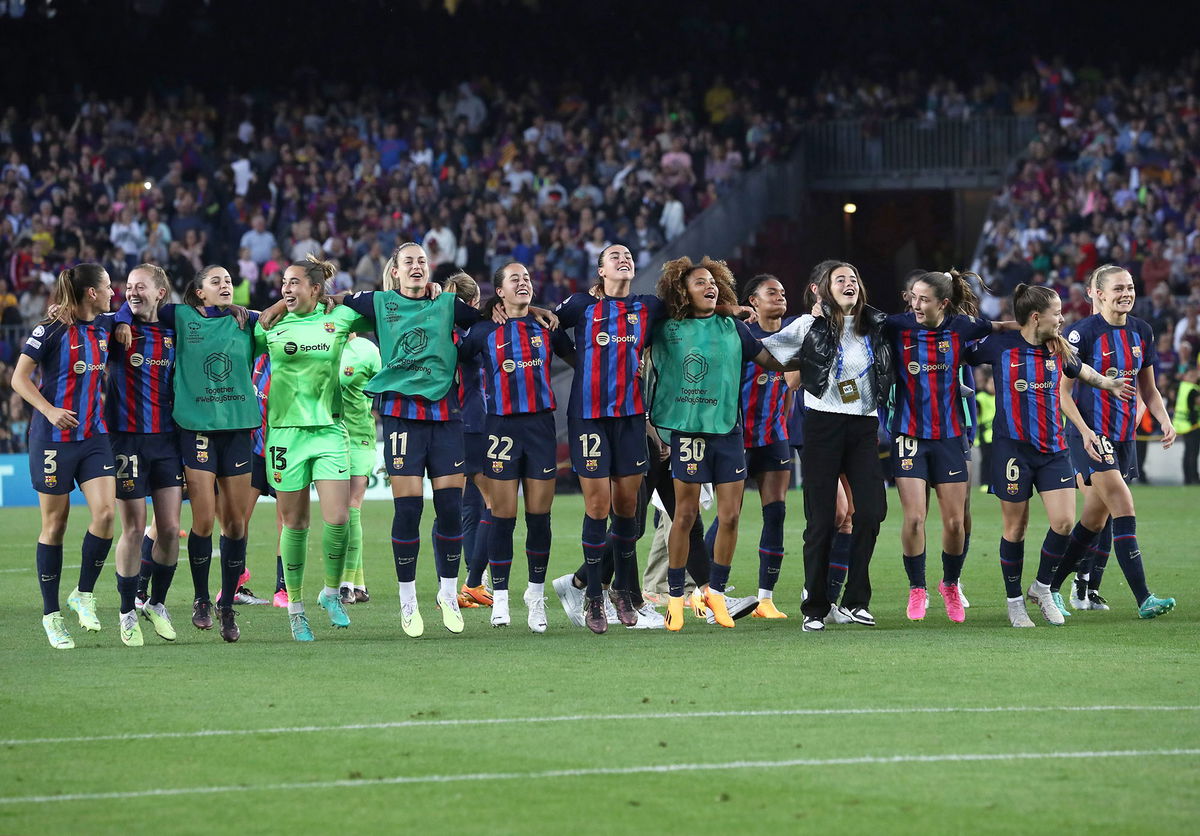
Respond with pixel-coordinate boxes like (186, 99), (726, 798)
(584, 595), (608, 634)
(609, 589), (638, 626)
(217, 605), (240, 643)
(802, 616), (825, 632)
(837, 605), (876, 626)
(191, 598), (213, 630)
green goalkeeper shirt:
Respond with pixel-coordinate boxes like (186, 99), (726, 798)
(253, 306), (372, 428)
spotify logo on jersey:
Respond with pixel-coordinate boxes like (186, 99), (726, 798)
(908, 361), (921, 375)
(130, 353), (144, 367)
(502, 359), (517, 373)
(284, 342), (298, 355)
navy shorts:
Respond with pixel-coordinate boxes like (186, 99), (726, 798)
(746, 439), (793, 474)
(180, 429), (253, 478)
(568, 415), (648, 479)
(891, 435), (969, 484)
(381, 415), (465, 478)
(250, 454), (276, 498)
(463, 432), (487, 476)
(1065, 426), (1138, 486)
(671, 429), (747, 484)
(30, 434), (115, 495)
(990, 436), (1076, 502)
(484, 412), (557, 481)
(111, 432), (183, 499)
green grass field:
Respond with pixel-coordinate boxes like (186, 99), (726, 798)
(1, 487), (1197, 834)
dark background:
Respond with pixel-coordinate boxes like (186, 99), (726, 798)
(0, 0), (1190, 102)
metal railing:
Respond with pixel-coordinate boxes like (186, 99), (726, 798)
(801, 116), (1037, 181)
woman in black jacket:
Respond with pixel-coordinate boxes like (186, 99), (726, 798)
(761, 260), (894, 632)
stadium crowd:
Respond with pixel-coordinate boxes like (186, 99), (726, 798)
(973, 54), (1200, 482)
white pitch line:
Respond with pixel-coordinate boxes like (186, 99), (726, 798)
(2, 704), (1196, 747)
(2, 748), (1198, 806)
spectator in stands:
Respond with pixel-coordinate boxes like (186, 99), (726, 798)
(240, 214), (277, 266)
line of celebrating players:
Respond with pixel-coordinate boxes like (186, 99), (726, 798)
(13, 245), (1177, 649)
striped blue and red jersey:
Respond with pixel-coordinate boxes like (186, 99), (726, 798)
(105, 319), (175, 433)
(1065, 314), (1154, 442)
(459, 315), (572, 416)
(886, 312), (992, 440)
(966, 332), (1081, 453)
(741, 318), (796, 447)
(251, 354), (271, 456)
(21, 317), (112, 443)
(554, 292), (666, 419)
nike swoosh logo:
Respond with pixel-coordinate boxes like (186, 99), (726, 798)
(454, 460), (466, 467)
(495, 341), (511, 349)
(71, 344), (84, 350)
(904, 344), (917, 350)
(338, 469), (348, 474)
(1060, 477), (1073, 483)
(103, 465), (114, 471)
(948, 470), (962, 476)
(635, 459), (647, 466)
(175, 475), (183, 480)
(735, 467), (746, 474)
(778, 459), (791, 465)
(1011, 362), (1023, 367)
(1102, 350), (1116, 356)
(235, 461), (249, 468)
(593, 317), (606, 322)
(542, 467), (555, 474)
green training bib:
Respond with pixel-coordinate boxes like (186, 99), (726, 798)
(172, 306), (259, 431)
(365, 291), (457, 402)
(650, 316), (743, 435)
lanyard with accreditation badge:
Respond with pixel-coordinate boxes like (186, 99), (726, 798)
(835, 333), (874, 404)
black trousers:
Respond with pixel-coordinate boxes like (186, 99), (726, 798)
(799, 411), (887, 619)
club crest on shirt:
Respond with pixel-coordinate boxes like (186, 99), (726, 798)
(626, 313), (639, 325)
(343, 366), (354, 376)
(273, 471), (282, 483)
(98, 339), (107, 351)
(324, 322), (336, 333)
(196, 451), (209, 463)
(123, 479), (135, 493)
(1044, 359), (1055, 371)
(584, 459), (598, 472)
(530, 335), (543, 347)
(937, 340), (950, 354)
(492, 460), (504, 473)
(686, 462), (699, 475)
(393, 457), (404, 471)
(44, 475), (56, 488)
(1104, 454), (1115, 465)
(1007, 482), (1019, 495)
(164, 336), (173, 348)
(1132, 346), (1142, 358)
(901, 458), (914, 471)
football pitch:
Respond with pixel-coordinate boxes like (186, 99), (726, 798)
(1, 488), (1196, 834)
